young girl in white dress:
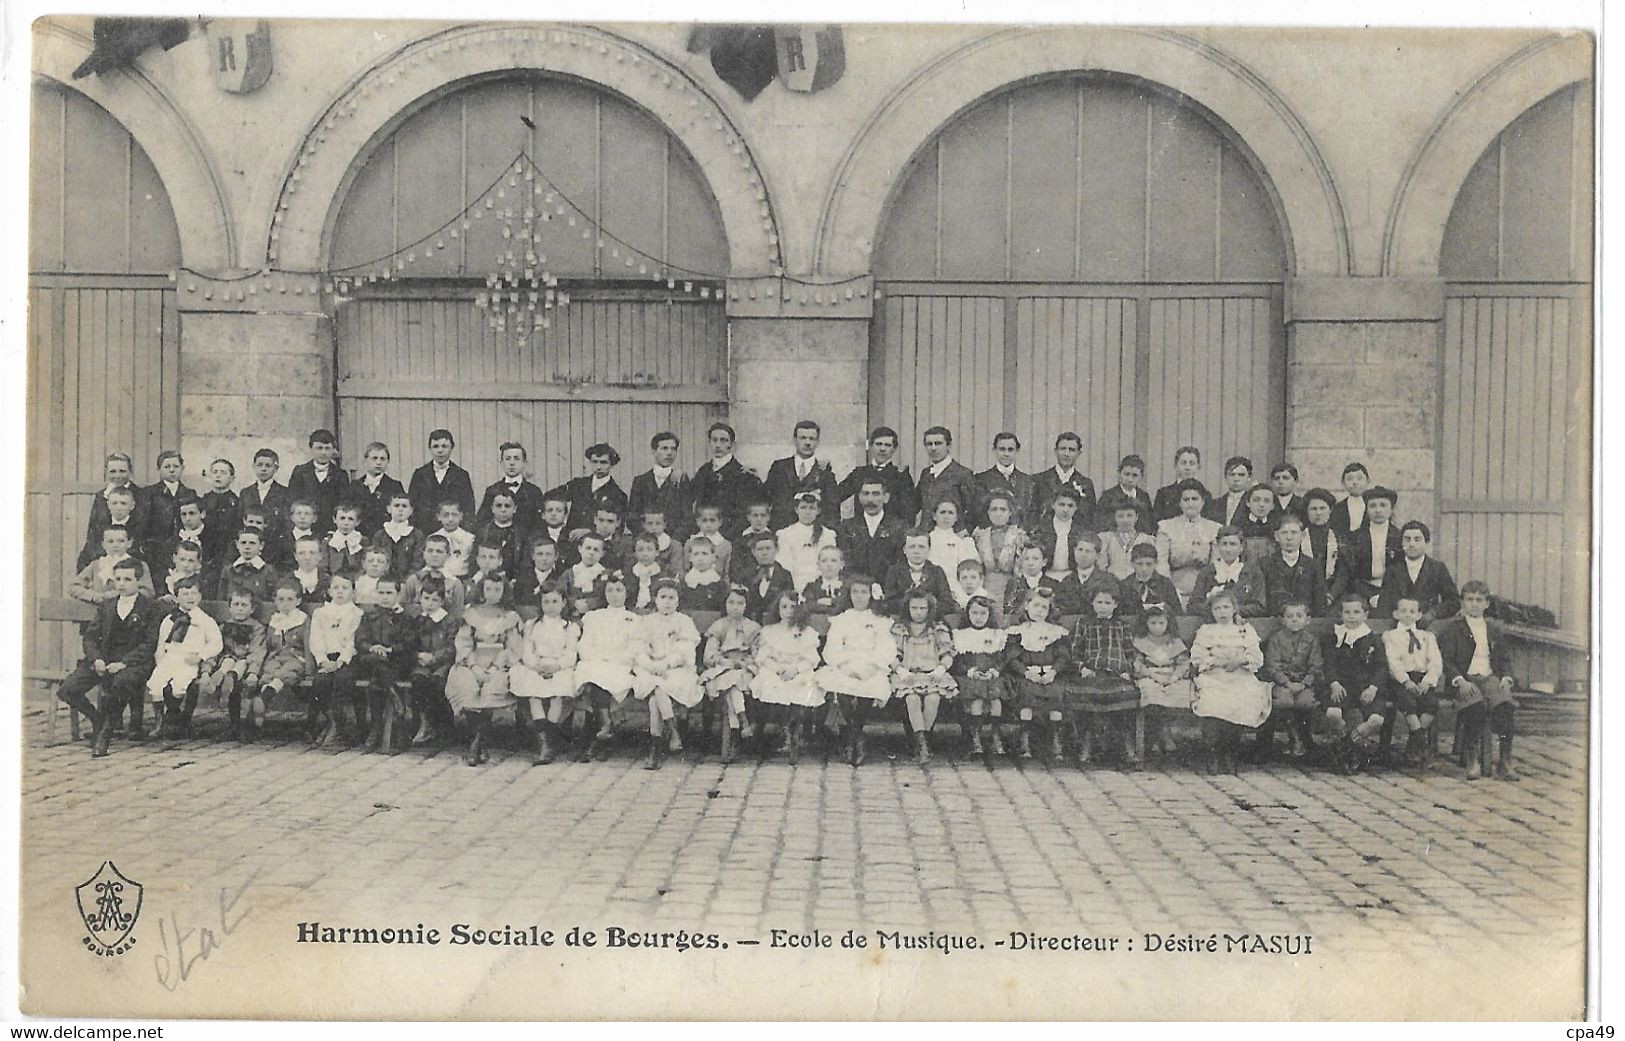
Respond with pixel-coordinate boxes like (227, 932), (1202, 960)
(775, 493), (837, 590)
(510, 586), (580, 765)
(813, 577), (896, 767)
(1190, 589), (1269, 774)
(573, 572), (638, 760)
(750, 591), (824, 764)
(632, 579), (703, 770)
(445, 572), (523, 766)
(701, 585), (761, 764)
(925, 499), (979, 578)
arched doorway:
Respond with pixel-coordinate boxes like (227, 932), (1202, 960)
(869, 75), (1288, 488)
(1437, 82), (1592, 632)
(326, 73), (730, 494)
(27, 79), (183, 675)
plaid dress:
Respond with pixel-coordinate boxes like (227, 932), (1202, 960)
(1068, 616), (1139, 714)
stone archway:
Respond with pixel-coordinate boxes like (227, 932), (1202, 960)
(1383, 32), (1592, 276)
(814, 25), (1350, 279)
(264, 22), (782, 276)
(32, 19), (234, 271)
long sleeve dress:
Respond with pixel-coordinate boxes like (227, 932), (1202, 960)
(1068, 616), (1140, 714)
(814, 609), (897, 703)
(1155, 515), (1220, 603)
(750, 623), (824, 708)
(972, 525), (1028, 602)
(631, 611), (704, 707)
(1190, 621), (1269, 727)
(775, 522), (837, 590)
(572, 606), (641, 702)
(510, 615), (581, 701)
(1133, 632), (1194, 710)
(950, 624), (1010, 702)
(1003, 621), (1069, 711)
(700, 616), (762, 695)
(890, 622), (958, 698)
(445, 605), (522, 713)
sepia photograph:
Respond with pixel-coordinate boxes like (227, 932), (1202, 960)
(10, 6), (1597, 1021)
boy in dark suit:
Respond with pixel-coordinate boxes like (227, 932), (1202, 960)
(1268, 463), (1307, 525)
(241, 448), (292, 536)
(836, 476), (909, 582)
(1152, 446), (1211, 523)
(1329, 461), (1372, 536)
(548, 442), (628, 537)
(839, 426), (918, 525)
(1202, 456), (1254, 527)
(478, 489), (530, 576)
(1377, 520), (1460, 625)
(1346, 486), (1403, 609)
(512, 536), (567, 611)
(1321, 593), (1390, 770)
(352, 442), (407, 537)
(1051, 536), (1120, 619)
(1436, 580), (1519, 780)
(1029, 431), (1097, 524)
(915, 426), (979, 529)
(973, 432), (1035, 530)
(352, 575), (419, 753)
(1189, 527), (1268, 619)
(81, 453), (146, 570)
(1095, 454), (1156, 535)
(408, 429), (477, 527)
(879, 531), (953, 618)
(740, 532), (796, 624)
(627, 432), (695, 539)
(763, 420), (840, 530)
(479, 441), (548, 531)
(408, 578), (460, 746)
(201, 460), (242, 553)
(56, 559), (160, 755)
(1116, 542), (1181, 617)
(288, 429), (349, 535)
(1257, 512), (1329, 617)
(142, 449), (193, 549)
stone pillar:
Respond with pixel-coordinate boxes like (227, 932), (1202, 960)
(176, 272), (334, 481)
(1285, 277), (1445, 530)
(726, 276), (874, 479)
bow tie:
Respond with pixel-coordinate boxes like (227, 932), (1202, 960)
(166, 609), (192, 643)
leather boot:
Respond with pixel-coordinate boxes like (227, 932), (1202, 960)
(913, 730), (930, 766)
(968, 721), (984, 756)
(990, 723), (1007, 757)
(644, 732), (662, 770)
(226, 687), (242, 742)
(536, 721), (558, 765)
(364, 696), (386, 753)
(1018, 725), (1033, 760)
(721, 721), (736, 765)
(1496, 735), (1520, 780)
(464, 720), (482, 767)
(787, 721), (801, 766)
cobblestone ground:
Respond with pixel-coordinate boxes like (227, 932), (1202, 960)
(18, 691), (1589, 1017)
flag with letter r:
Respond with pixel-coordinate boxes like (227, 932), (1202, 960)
(774, 26), (845, 93)
(209, 18), (273, 94)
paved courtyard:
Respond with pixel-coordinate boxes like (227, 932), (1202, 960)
(17, 691), (1589, 1018)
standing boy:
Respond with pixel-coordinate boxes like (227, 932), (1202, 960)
(1152, 446), (1211, 523)
(142, 450), (192, 548)
(627, 432), (694, 539)
(352, 442), (406, 537)
(1377, 520), (1460, 625)
(408, 429), (477, 526)
(1346, 486), (1404, 609)
(1029, 432), (1097, 524)
(1256, 512), (1330, 617)
(1330, 462), (1372, 536)
(1436, 580), (1519, 780)
(1095, 454), (1155, 535)
(1202, 456), (1254, 527)
(288, 429), (349, 534)
(548, 443), (628, 537)
(914, 426), (979, 528)
(691, 422), (763, 536)
(81, 453), (146, 569)
(973, 432), (1034, 530)
(479, 441), (547, 531)
(241, 448), (292, 537)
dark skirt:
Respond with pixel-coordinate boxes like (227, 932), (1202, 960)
(954, 673), (1007, 703)
(1069, 676), (1140, 714)
(1009, 676), (1067, 711)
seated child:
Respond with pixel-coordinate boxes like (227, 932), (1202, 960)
(407, 578), (460, 747)
(701, 585), (763, 763)
(925, 499), (978, 577)
(170, 496), (215, 576)
(351, 575), (419, 754)
(879, 532), (953, 618)
(1117, 543), (1182, 618)
(750, 591), (824, 763)
(1320, 592), (1390, 771)
(324, 505), (367, 576)
(680, 537), (728, 614)
(1437, 579), (1519, 781)
(890, 590), (957, 765)
(511, 587), (581, 765)
(201, 459), (242, 561)
(70, 524), (155, 601)
(972, 493), (1028, 603)
(1189, 589), (1269, 774)
(1067, 588), (1140, 765)
(77, 485), (141, 572)
(626, 533), (669, 614)
(256, 582), (311, 730)
(307, 572), (365, 747)
(352, 547), (393, 609)
(740, 532), (796, 625)
(802, 544), (851, 621)
(1258, 599), (1324, 762)
(536, 497), (577, 568)
(692, 506), (733, 581)
(950, 595), (1011, 758)
(1189, 527), (1268, 620)
(563, 535), (611, 617)
(372, 493), (426, 577)
(1381, 594), (1444, 765)
(434, 501), (475, 579)
(813, 578), (896, 767)
(1002, 585), (1070, 760)
(1132, 606), (1193, 756)
(402, 535), (464, 619)
(200, 589), (267, 742)
(1099, 504), (1157, 581)
(776, 492), (837, 591)
(950, 559), (1004, 627)
(573, 573), (639, 759)
(445, 572), (523, 766)
(146, 575), (223, 741)
(632, 579), (703, 770)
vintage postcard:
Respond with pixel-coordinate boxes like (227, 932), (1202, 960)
(13, 10), (1594, 1021)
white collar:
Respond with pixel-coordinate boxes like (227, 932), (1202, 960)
(1406, 556), (1426, 571)
(116, 593), (138, 609)
(1334, 623), (1372, 642)
(1054, 465), (1074, 479)
(292, 527), (313, 539)
(1075, 567), (1096, 581)
(1369, 518), (1390, 530)
(426, 607), (448, 622)
(711, 454), (735, 470)
(996, 463), (1015, 477)
(1279, 550), (1302, 567)
(1214, 558), (1243, 578)
(685, 568), (722, 586)
(505, 475), (524, 487)
(433, 460), (451, 473)
(589, 475), (609, 490)
(163, 480), (179, 494)
(796, 455), (818, 472)
(312, 462), (330, 476)
(272, 609), (307, 626)
(928, 457), (954, 477)
(233, 557), (263, 570)
(652, 465), (673, 481)
(102, 553), (131, 568)
(383, 521), (413, 536)
(865, 512), (883, 532)
(364, 473), (384, 487)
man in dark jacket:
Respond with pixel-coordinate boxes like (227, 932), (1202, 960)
(56, 559), (160, 755)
